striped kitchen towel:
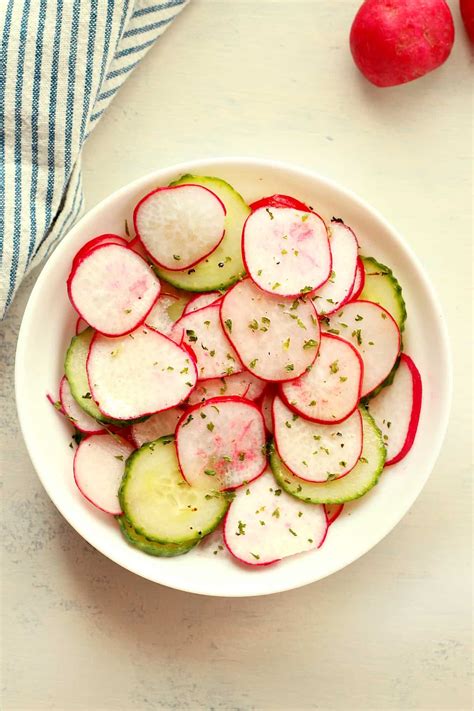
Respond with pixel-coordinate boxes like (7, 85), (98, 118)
(0, 0), (189, 318)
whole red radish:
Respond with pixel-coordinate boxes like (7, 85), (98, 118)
(350, 0), (455, 87)
(460, 0), (474, 42)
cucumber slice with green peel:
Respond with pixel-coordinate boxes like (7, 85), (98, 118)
(116, 515), (198, 557)
(359, 256), (407, 331)
(154, 175), (250, 292)
(65, 329), (115, 424)
(119, 436), (230, 544)
(64, 329), (145, 426)
(269, 407), (386, 504)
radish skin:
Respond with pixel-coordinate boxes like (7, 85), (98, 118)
(350, 0), (455, 87)
(312, 220), (358, 316)
(280, 333), (363, 424)
(224, 469), (328, 566)
(325, 503), (344, 525)
(72, 234), (128, 271)
(68, 243), (161, 337)
(172, 302), (243, 380)
(220, 278), (320, 382)
(74, 434), (133, 515)
(348, 257), (366, 302)
(134, 184), (226, 271)
(187, 371), (265, 405)
(273, 396), (363, 483)
(323, 300), (401, 397)
(87, 327), (198, 420)
(60, 376), (105, 434)
(367, 353), (422, 465)
(242, 206), (331, 297)
(249, 194), (312, 212)
(176, 396), (267, 491)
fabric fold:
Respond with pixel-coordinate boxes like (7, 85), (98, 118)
(0, 0), (189, 317)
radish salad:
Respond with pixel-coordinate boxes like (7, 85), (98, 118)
(51, 174), (422, 567)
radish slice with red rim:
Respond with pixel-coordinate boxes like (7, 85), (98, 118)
(224, 469), (327, 566)
(322, 300), (401, 397)
(59, 376), (105, 434)
(367, 353), (422, 466)
(272, 395), (363, 483)
(171, 302), (243, 380)
(187, 371), (265, 405)
(220, 278), (320, 382)
(348, 257), (365, 302)
(72, 234), (128, 270)
(75, 316), (88, 334)
(128, 236), (152, 262)
(325, 503), (344, 525)
(68, 243), (161, 337)
(145, 293), (180, 335)
(130, 407), (184, 447)
(249, 194), (313, 212)
(74, 433), (133, 514)
(312, 220), (358, 315)
(242, 206), (331, 297)
(280, 333), (363, 424)
(176, 396), (266, 491)
(87, 327), (197, 420)
(183, 292), (222, 315)
(134, 184), (226, 270)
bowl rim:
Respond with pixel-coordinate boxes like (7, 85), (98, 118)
(15, 156), (453, 596)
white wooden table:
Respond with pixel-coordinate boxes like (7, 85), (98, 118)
(1, 2), (472, 709)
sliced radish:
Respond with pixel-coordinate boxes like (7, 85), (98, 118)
(367, 353), (422, 466)
(176, 396), (266, 491)
(280, 333), (363, 423)
(273, 395), (363, 483)
(128, 236), (152, 262)
(87, 327), (197, 420)
(325, 503), (344, 525)
(323, 301), (401, 397)
(59, 376), (105, 434)
(348, 257), (365, 302)
(183, 291), (222, 315)
(171, 302), (243, 380)
(73, 433), (133, 514)
(259, 386), (276, 434)
(242, 206), (331, 297)
(187, 371), (265, 406)
(249, 194), (313, 212)
(68, 243), (161, 337)
(145, 293), (180, 335)
(224, 469), (327, 566)
(75, 316), (88, 334)
(72, 234), (128, 270)
(130, 407), (184, 447)
(312, 220), (358, 315)
(134, 184), (226, 270)
(220, 278), (320, 382)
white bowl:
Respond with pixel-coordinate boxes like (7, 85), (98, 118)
(15, 157), (452, 597)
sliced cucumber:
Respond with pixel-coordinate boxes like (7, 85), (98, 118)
(154, 175), (250, 292)
(359, 256), (407, 331)
(166, 293), (188, 322)
(269, 407), (386, 504)
(116, 515), (198, 557)
(64, 328), (109, 423)
(119, 436), (229, 544)
(64, 328), (142, 426)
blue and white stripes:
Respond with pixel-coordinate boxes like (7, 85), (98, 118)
(0, 0), (189, 318)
